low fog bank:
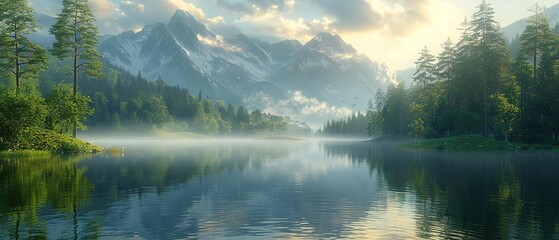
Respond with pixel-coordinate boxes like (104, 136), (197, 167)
(80, 130), (371, 148)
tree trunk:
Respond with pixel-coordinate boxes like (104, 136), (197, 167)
(15, 31), (20, 93)
(483, 73), (488, 137)
(73, 45), (78, 138)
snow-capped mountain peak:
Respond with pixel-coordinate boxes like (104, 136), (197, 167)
(99, 10), (393, 113)
(305, 32), (357, 56)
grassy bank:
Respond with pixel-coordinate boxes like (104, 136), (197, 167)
(405, 135), (557, 151)
(1, 127), (102, 154)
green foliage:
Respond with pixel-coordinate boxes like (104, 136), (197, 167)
(69, 67), (308, 136)
(520, 3), (554, 69)
(0, 0), (48, 90)
(45, 84), (93, 134)
(49, 0), (103, 78)
(407, 135), (521, 151)
(0, 88), (47, 149)
(413, 46), (437, 86)
(321, 112), (370, 137)
(344, 1), (557, 144)
(367, 110), (383, 137)
(17, 127), (100, 153)
(49, 0), (103, 137)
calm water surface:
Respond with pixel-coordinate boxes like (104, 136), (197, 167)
(1, 139), (559, 239)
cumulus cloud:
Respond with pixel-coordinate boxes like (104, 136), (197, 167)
(197, 34), (242, 52)
(231, 4), (334, 42)
(311, 0), (433, 36)
(259, 91), (352, 128)
(89, 0), (116, 18)
(311, 0), (382, 31)
(108, 0), (214, 33)
(30, 0), (225, 34)
(213, 0), (295, 15)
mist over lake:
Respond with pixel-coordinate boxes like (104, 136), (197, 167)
(1, 139), (558, 239)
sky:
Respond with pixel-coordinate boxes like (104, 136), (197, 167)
(29, 0), (559, 70)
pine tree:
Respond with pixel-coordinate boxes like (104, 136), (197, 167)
(436, 38), (455, 101)
(413, 46), (437, 87)
(518, 4), (558, 142)
(0, 0), (48, 92)
(50, 0), (103, 137)
(468, 0), (510, 136)
(520, 3), (553, 87)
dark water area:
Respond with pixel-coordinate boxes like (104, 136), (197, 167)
(1, 139), (559, 239)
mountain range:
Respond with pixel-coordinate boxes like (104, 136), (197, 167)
(97, 10), (395, 116)
(28, 4), (559, 125)
(502, 3), (559, 41)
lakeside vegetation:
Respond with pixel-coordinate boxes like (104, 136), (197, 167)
(322, 1), (559, 150)
(405, 135), (557, 151)
(0, 0), (311, 153)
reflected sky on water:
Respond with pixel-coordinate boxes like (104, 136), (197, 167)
(1, 139), (558, 239)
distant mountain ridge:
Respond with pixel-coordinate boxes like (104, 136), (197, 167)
(502, 3), (559, 41)
(97, 9), (395, 113)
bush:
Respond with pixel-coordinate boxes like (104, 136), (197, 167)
(44, 84), (93, 134)
(17, 127), (101, 153)
(0, 89), (47, 149)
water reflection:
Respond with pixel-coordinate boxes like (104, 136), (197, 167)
(323, 141), (559, 239)
(1, 140), (558, 239)
(78, 141), (381, 239)
(0, 154), (94, 239)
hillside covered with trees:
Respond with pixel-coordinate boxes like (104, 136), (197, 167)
(38, 65), (312, 136)
(0, 0), (310, 152)
(362, 1), (559, 145)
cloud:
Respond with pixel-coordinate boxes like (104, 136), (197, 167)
(29, 0), (224, 34)
(89, 0), (116, 18)
(197, 34), (242, 52)
(229, 3), (334, 42)
(108, 0), (214, 33)
(258, 91), (353, 128)
(311, 0), (382, 31)
(310, 0), (433, 36)
(213, 0), (295, 15)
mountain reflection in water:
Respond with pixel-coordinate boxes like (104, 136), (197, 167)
(1, 139), (558, 239)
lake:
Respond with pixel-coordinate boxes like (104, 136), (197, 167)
(1, 139), (559, 239)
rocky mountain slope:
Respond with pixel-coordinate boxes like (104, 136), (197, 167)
(98, 10), (395, 112)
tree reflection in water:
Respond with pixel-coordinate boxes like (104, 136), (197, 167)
(0, 154), (94, 239)
(321, 141), (559, 239)
(1, 141), (558, 239)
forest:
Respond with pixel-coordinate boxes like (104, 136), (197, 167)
(322, 2), (559, 145)
(42, 65), (312, 136)
(0, 0), (310, 152)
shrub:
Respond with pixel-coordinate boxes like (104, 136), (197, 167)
(0, 89), (47, 150)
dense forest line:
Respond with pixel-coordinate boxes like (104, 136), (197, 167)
(0, 0), (311, 152)
(358, 1), (559, 144)
(317, 111), (369, 137)
(38, 65), (312, 136)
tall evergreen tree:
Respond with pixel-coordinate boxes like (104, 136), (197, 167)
(436, 38), (455, 101)
(413, 46), (437, 86)
(520, 3), (553, 87)
(518, 4), (559, 142)
(0, 0), (48, 92)
(466, 0), (511, 136)
(50, 0), (103, 137)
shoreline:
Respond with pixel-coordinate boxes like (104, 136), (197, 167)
(400, 135), (558, 152)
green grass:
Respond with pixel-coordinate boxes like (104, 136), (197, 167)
(2, 127), (102, 154)
(405, 135), (545, 151)
(0, 150), (51, 158)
